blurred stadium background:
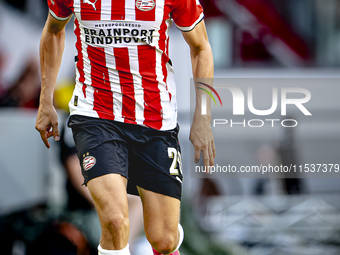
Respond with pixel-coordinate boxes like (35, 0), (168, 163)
(1, 0), (340, 254)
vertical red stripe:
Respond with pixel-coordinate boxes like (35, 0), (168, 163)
(74, 18), (86, 98)
(87, 45), (114, 120)
(138, 45), (162, 129)
(135, 0), (156, 21)
(114, 48), (136, 124)
(81, 0), (101, 20)
(111, 0), (125, 20)
(158, 8), (171, 101)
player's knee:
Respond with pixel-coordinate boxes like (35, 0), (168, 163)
(103, 213), (129, 234)
(150, 232), (177, 255)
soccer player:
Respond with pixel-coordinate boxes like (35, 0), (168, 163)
(35, 0), (215, 254)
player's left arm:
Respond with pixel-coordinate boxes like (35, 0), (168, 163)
(35, 14), (71, 148)
(182, 20), (216, 168)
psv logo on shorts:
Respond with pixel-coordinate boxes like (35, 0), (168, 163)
(83, 156), (96, 171)
(136, 0), (155, 11)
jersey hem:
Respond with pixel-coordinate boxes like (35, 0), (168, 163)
(175, 12), (204, 32)
(69, 112), (177, 131)
(49, 9), (72, 21)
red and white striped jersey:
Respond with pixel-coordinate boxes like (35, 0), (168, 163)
(48, 0), (204, 130)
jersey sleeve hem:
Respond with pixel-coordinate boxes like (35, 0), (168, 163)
(49, 9), (72, 21)
(175, 12), (204, 32)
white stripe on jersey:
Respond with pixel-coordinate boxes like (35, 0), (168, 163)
(101, 0), (112, 21)
(128, 47), (144, 125)
(104, 47), (124, 122)
(164, 18), (172, 56)
(155, 52), (168, 129)
(125, 0), (136, 21)
(82, 46), (92, 94)
(73, 0), (80, 15)
(165, 64), (177, 129)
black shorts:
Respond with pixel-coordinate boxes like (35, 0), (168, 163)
(68, 115), (183, 200)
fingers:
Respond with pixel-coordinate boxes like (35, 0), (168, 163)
(212, 140), (216, 158)
(52, 120), (60, 141)
(194, 140), (215, 169)
(194, 146), (201, 163)
(35, 121), (59, 149)
(35, 106), (60, 148)
(202, 148), (210, 173)
(189, 123), (216, 170)
(208, 141), (214, 166)
(37, 125), (51, 149)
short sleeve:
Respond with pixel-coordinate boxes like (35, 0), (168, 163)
(48, 0), (72, 21)
(172, 0), (204, 32)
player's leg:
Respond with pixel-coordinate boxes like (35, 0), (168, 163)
(125, 123), (183, 254)
(69, 115), (132, 254)
(137, 187), (183, 255)
(87, 173), (130, 254)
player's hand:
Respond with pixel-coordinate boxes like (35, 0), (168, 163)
(35, 103), (60, 148)
(189, 114), (216, 170)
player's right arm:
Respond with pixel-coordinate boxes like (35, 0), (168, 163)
(35, 14), (71, 148)
(171, 0), (215, 168)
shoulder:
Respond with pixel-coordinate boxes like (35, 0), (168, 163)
(48, 0), (73, 20)
(170, 0), (204, 32)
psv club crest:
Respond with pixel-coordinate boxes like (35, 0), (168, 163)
(83, 155), (96, 171)
(136, 0), (155, 11)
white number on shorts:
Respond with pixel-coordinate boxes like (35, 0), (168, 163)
(168, 148), (182, 175)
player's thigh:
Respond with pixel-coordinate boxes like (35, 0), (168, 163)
(87, 174), (129, 223)
(137, 186), (180, 242)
